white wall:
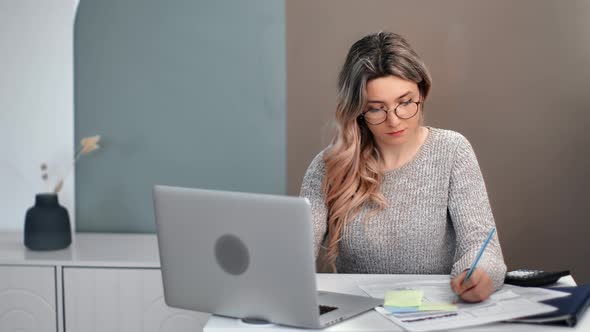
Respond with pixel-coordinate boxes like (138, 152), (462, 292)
(0, 0), (77, 231)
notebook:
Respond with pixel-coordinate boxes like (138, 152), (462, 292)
(510, 284), (590, 327)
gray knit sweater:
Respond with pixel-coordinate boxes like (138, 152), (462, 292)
(300, 127), (507, 291)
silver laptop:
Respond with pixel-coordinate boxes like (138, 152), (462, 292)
(153, 185), (381, 329)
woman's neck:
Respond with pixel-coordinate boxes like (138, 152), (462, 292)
(380, 126), (428, 171)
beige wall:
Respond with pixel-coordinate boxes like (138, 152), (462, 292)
(287, 0), (590, 282)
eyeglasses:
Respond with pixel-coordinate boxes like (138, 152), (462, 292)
(359, 100), (421, 125)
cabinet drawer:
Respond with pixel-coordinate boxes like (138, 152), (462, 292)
(0, 265), (56, 332)
(64, 267), (210, 332)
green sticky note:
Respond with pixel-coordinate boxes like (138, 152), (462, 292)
(384, 290), (424, 307)
(418, 303), (458, 312)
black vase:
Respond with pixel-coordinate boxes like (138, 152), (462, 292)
(24, 193), (72, 250)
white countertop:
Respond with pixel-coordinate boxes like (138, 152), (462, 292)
(0, 232), (160, 268)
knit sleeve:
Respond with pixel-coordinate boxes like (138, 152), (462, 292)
(448, 134), (507, 291)
(299, 151), (328, 260)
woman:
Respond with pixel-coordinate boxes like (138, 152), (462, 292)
(300, 32), (506, 302)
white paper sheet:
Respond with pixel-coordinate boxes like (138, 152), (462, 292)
(360, 279), (567, 332)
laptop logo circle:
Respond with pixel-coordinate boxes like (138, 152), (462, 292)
(214, 234), (250, 275)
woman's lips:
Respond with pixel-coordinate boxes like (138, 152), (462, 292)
(386, 129), (405, 137)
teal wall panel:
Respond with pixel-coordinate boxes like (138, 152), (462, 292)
(74, 0), (285, 232)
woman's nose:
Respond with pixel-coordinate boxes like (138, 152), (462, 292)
(386, 110), (401, 126)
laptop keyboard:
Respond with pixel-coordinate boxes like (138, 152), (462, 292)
(319, 305), (338, 315)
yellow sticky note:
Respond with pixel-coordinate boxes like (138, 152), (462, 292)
(418, 303), (458, 312)
(384, 290), (424, 307)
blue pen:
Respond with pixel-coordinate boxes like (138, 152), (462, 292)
(462, 227), (496, 284)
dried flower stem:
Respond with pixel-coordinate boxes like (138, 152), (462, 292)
(54, 135), (101, 193)
(53, 151), (80, 193)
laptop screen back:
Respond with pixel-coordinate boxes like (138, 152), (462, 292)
(153, 185), (321, 327)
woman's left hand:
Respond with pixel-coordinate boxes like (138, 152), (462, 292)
(450, 268), (494, 302)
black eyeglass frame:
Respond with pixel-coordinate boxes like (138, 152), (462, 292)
(358, 101), (422, 125)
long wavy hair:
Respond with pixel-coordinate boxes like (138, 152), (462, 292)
(322, 32), (432, 271)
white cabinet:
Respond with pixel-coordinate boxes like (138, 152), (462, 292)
(0, 266), (56, 332)
(64, 267), (209, 332)
(0, 233), (211, 332)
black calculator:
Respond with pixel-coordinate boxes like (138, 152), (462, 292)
(504, 269), (571, 287)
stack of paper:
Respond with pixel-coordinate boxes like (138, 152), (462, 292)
(383, 289), (457, 313)
(360, 278), (568, 332)
(381, 289), (459, 325)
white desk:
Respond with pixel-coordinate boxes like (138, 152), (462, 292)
(204, 273), (588, 332)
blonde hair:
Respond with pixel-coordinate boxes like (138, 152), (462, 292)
(322, 32), (432, 271)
